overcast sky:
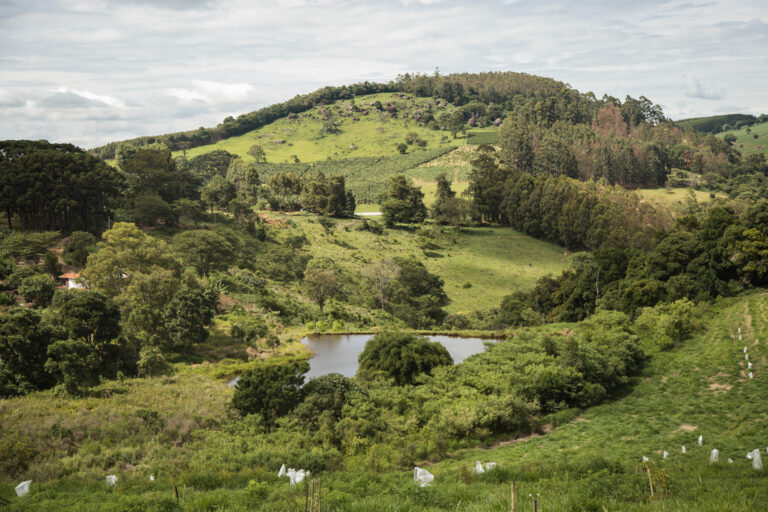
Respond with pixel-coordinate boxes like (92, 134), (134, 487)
(1, 0), (766, 148)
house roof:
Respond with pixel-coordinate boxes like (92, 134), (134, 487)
(58, 272), (80, 279)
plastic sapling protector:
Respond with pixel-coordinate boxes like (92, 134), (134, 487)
(663, 451), (669, 459)
(744, 346), (748, 353)
(749, 372), (754, 379)
(739, 334), (742, 341)
(728, 458), (734, 463)
(149, 475), (155, 482)
(106, 475), (117, 487)
(752, 449), (763, 470)
(746, 353), (749, 361)
(710, 449), (719, 462)
(473, 461), (485, 474)
(15, 480), (32, 497)
(682, 445), (686, 454)
(738, 327), (741, 334)
(747, 452), (753, 460)
(748, 362), (753, 369)
(278, 463), (286, 477)
(642, 456), (649, 462)
(484, 462), (497, 471)
(698, 435), (703, 446)
(413, 467), (434, 487)
(286, 468), (308, 486)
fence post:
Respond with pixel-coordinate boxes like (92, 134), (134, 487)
(646, 467), (655, 498)
(510, 481), (516, 512)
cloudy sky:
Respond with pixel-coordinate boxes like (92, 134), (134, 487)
(1, 0), (766, 148)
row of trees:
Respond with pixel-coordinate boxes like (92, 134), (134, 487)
(467, 146), (670, 251)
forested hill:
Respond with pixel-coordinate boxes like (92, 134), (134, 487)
(89, 71), (656, 159)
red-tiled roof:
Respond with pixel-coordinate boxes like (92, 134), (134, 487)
(58, 272), (80, 279)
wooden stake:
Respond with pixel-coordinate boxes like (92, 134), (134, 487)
(305, 478), (309, 512)
(533, 498), (538, 512)
(646, 467), (655, 498)
(318, 480), (322, 512)
(311, 480), (316, 512)
(510, 481), (516, 512)
(173, 485), (179, 501)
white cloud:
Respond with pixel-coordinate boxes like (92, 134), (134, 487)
(684, 76), (726, 101)
(0, 0), (766, 146)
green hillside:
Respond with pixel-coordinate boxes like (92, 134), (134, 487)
(718, 121), (768, 157)
(175, 93), (459, 163)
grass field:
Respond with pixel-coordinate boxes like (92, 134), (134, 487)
(719, 121), (768, 157)
(274, 212), (572, 314)
(3, 291), (767, 510)
(637, 187), (724, 211)
(174, 93), (461, 164)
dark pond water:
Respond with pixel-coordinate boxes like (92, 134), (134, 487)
(300, 334), (501, 379)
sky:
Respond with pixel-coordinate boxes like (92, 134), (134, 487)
(0, 0), (766, 148)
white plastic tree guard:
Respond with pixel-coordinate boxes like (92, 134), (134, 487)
(106, 475), (117, 487)
(752, 449), (763, 470)
(663, 451), (669, 459)
(413, 467), (434, 487)
(473, 461), (485, 474)
(682, 445), (687, 453)
(15, 480), (32, 497)
(278, 464), (286, 477)
(484, 462), (497, 471)
(642, 456), (649, 462)
(698, 435), (703, 446)
(710, 449), (719, 462)
(286, 468), (308, 486)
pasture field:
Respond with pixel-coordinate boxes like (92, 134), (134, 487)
(719, 121), (768, 157)
(3, 291), (767, 510)
(636, 187), (724, 210)
(174, 93), (460, 164)
(274, 212), (572, 314)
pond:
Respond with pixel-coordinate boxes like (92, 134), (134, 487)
(300, 333), (502, 379)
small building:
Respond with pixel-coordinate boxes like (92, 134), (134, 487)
(58, 272), (85, 290)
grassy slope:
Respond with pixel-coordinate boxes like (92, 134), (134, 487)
(4, 292), (768, 510)
(272, 212), (571, 314)
(719, 121), (768, 157)
(637, 187), (725, 212)
(175, 93), (457, 164)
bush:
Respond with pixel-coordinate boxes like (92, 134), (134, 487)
(231, 361), (310, 424)
(0, 291), (14, 305)
(358, 331), (452, 385)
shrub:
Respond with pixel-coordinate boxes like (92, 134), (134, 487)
(231, 361), (310, 424)
(357, 331), (452, 385)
